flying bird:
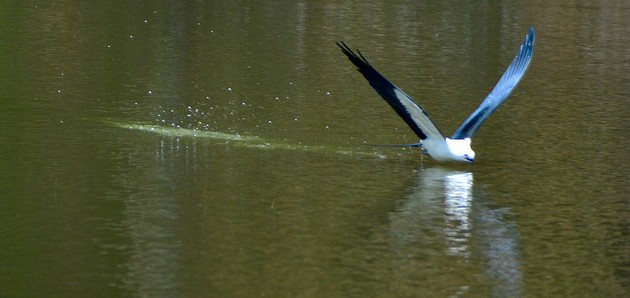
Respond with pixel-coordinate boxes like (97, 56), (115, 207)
(337, 26), (535, 163)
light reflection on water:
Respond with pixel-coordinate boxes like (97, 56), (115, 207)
(104, 138), (185, 295)
(387, 167), (521, 296)
(443, 171), (473, 258)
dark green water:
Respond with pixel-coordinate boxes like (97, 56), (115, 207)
(1, 1), (628, 296)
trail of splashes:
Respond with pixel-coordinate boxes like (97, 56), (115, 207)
(106, 120), (387, 159)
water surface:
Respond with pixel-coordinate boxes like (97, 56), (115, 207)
(0, 1), (628, 296)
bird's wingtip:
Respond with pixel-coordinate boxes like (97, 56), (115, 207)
(527, 25), (536, 44)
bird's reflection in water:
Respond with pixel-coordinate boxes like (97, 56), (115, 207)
(386, 167), (521, 296)
(443, 171), (473, 258)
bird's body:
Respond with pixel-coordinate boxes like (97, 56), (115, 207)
(338, 26), (536, 163)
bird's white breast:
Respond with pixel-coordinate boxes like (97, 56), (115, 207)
(422, 138), (474, 162)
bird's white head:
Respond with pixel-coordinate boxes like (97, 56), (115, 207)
(446, 138), (475, 163)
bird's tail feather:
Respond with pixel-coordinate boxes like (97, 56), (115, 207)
(366, 143), (423, 148)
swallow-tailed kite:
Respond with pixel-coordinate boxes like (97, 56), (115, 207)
(338, 26), (535, 163)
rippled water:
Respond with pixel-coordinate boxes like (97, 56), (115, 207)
(1, 1), (628, 296)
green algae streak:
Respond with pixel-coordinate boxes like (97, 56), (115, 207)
(108, 121), (386, 159)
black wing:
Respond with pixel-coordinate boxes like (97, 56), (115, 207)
(337, 41), (445, 141)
